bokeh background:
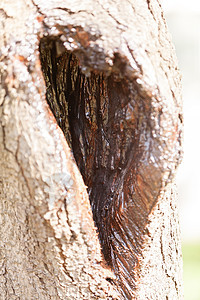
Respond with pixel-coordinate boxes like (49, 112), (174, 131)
(162, 1), (200, 299)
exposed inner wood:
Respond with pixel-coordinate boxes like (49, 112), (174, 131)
(39, 38), (163, 298)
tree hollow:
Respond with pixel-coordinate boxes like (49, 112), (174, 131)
(39, 37), (173, 298)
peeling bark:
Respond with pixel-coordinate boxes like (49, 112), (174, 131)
(0, 0), (183, 299)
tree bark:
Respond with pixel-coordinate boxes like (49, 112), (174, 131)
(0, 0), (183, 299)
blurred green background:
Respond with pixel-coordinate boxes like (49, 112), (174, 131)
(183, 243), (200, 299)
(162, 1), (200, 299)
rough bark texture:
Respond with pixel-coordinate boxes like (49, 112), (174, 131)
(0, 0), (183, 299)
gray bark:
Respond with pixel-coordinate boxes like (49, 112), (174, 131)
(0, 0), (183, 299)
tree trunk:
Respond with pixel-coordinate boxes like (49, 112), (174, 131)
(0, 0), (183, 299)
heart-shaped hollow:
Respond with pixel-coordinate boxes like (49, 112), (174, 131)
(39, 37), (169, 298)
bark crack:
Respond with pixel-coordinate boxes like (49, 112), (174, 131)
(14, 135), (34, 199)
(31, 0), (45, 17)
(0, 8), (13, 19)
(1, 125), (14, 156)
(98, 1), (128, 29)
(55, 7), (95, 17)
(147, 0), (157, 23)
